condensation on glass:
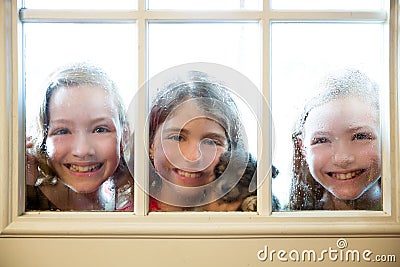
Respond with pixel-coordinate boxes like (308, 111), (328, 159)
(271, 23), (384, 211)
(143, 62), (262, 212)
(24, 23), (137, 211)
(146, 23), (264, 212)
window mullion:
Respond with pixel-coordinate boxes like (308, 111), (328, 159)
(19, 9), (139, 23)
(269, 10), (387, 22)
(257, 17), (272, 216)
(133, 5), (149, 216)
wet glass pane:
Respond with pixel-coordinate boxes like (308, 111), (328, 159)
(146, 64), (260, 211)
(148, 22), (260, 94)
(271, 0), (382, 10)
(24, 0), (137, 10)
(271, 23), (384, 211)
(148, 0), (261, 10)
(24, 23), (137, 211)
(148, 22), (260, 163)
(147, 25), (261, 212)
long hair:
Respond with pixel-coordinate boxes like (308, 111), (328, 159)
(148, 71), (248, 198)
(289, 68), (380, 210)
(31, 62), (129, 186)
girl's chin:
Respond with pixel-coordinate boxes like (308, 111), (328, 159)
(61, 179), (106, 194)
(330, 189), (365, 201)
(67, 185), (98, 194)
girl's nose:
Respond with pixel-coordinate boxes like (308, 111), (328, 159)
(332, 142), (355, 167)
(72, 133), (95, 158)
(181, 141), (202, 162)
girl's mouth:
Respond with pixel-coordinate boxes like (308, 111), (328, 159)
(176, 169), (201, 179)
(327, 169), (365, 180)
(65, 163), (103, 173)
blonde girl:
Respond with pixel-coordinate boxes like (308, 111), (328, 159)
(290, 69), (381, 210)
(26, 62), (133, 211)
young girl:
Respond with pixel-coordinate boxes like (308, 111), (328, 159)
(26, 63), (133, 211)
(148, 71), (253, 211)
(289, 69), (382, 210)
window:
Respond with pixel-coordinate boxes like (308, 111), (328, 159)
(271, 23), (385, 209)
(1, 1), (399, 263)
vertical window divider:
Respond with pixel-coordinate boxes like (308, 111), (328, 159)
(0, 0), (12, 231)
(389, 0), (400, 222)
(257, 5), (272, 216)
(17, 0), (25, 218)
(380, 0), (396, 217)
(133, 0), (149, 216)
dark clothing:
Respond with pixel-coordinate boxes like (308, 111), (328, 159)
(26, 185), (59, 211)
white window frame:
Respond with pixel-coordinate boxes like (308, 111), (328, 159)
(0, 0), (399, 237)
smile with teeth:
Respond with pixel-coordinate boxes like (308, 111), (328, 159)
(65, 163), (102, 173)
(328, 169), (365, 180)
(176, 169), (201, 179)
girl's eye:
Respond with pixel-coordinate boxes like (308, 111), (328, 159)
(202, 138), (223, 146)
(353, 132), (374, 140)
(52, 128), (70, 135)
(312, 137), (330, 145)
(169, 135), (183, 142)
(94, 127), (110, 133)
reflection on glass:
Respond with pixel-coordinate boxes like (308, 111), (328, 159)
(148, 0), (261, 10)
(271, 23), (384, 210)
(25, 23), (136, 211)
(24, 23), (137, 125)
(290, 69), (382, 210)
(148, 22), (260, 156)
(145, 64), (262, 211)
(24, 0), (137, 9)
(271, 0), (381, 10)
(25, 63), (134, 211)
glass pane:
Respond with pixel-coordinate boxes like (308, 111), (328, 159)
(148, 22), (260, 158)
(146, 63), (260, 212)
(271, 23), (384, 211)
(148, 0), (261, 10)
(24, 23), (137, 211)
(24, 0), (137, 10)
(271, 0), (382, 10)
(147, 23), (261, 212)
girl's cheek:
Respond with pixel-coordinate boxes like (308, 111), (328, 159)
(162, 142), (181, 161)
(210, 149), (225, 168)
(45, 139), (57, 159)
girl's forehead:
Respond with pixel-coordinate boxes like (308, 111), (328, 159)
(51, 85), (114, 105)
(49, 85), (120, 119)
(304, 97), (379, 131)
(163, 102), (226, 131)
(169, 101), (212, 122)
(313, 96), (378, 114)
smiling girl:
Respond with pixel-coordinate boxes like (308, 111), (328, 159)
(26, 63), (133, 211)
(148, 71), (251, 211)
(290, 69), (381, 210)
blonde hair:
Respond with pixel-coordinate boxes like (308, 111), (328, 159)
(31, 62), (128, 186)
(289, 68), (380, 210)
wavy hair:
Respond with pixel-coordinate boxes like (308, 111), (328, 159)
(31, 62), (129, 186)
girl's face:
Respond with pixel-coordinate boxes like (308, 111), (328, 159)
(150, 102), (228, 188)
(45, 85), (121, 193)
(301, 97), (381, 201)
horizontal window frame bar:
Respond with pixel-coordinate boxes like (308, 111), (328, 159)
(2, 213), (400, 236)
(19, 9), (387, 23)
